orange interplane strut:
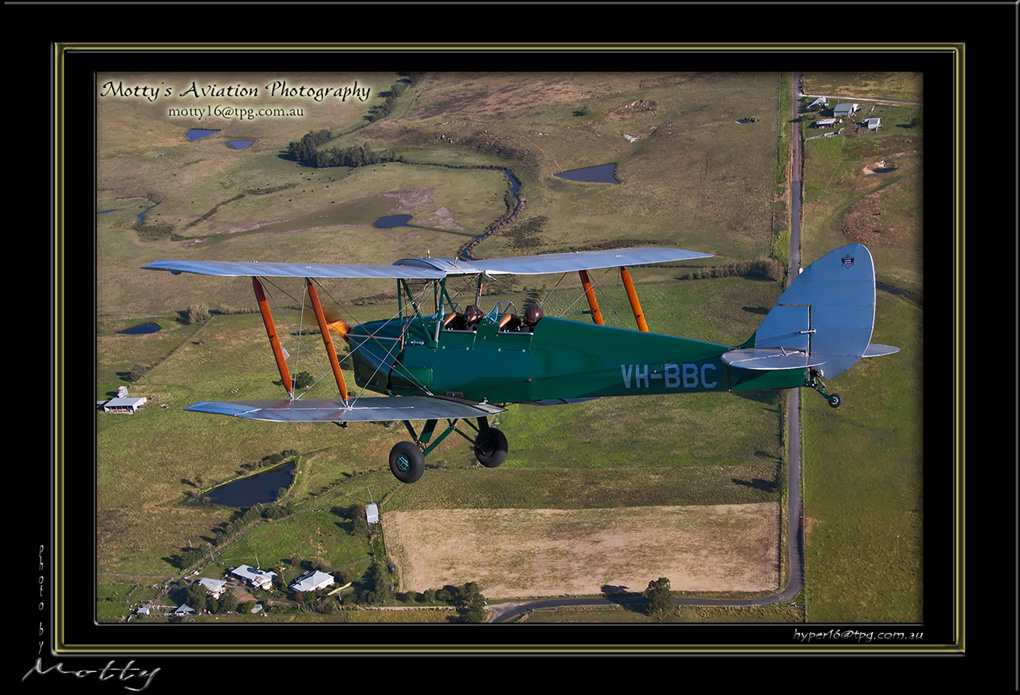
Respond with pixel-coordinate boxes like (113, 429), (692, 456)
(620, 267), (649, 332)
(578, 270), (605, 326)
(307, 280), (349, 402)
(252, 277), (293, 398)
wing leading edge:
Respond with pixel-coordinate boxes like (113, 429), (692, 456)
(143, 246), (712, 279)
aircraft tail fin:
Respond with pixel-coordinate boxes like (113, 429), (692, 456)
(723, 244), (897, 379)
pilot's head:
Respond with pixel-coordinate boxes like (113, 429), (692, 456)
(524, 304), (544, 325)
(465, 305), (483, 324)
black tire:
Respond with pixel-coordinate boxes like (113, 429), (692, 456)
(828, 393), (842, 408)
(389, 441), (425, 483)
(474, 428), (508, 468)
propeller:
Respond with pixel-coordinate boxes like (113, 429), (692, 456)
(321, 305), (351, 344)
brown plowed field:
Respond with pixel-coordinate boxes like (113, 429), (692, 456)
(384, 503), (780, 599)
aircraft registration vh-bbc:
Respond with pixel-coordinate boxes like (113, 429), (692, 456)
(143, 243), (898, 483)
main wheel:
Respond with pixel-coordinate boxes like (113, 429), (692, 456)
(389, 441), (425, 483)
(474, 428), (508, 468)
(828, 393), (843, 408)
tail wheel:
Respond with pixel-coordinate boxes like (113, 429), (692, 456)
(474, 428), (508, 468)
(828, 393), (843, 408)
(389, 441), (425, 483)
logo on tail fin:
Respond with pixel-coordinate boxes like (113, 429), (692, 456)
(841, 253), (855, 269)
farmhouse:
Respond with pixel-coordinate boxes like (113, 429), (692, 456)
(865, 117), (882, 130)
(833, 103), (860, 118)
(103, 396), (147, 413)
(290, 569), (336, 594)
(198, 577), (227, 598)
(231, 565), (277, 590)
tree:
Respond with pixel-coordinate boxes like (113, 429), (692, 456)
(350, 502), (369, 536)
(643, 577), (673, 617)
(294, 371), (315, 390)
(219, 590), (238, 614)
(185, 304), (209, 324)
(186, 582), (209, 613)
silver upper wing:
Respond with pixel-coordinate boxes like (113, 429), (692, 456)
(143, 247), (712, 279)
(142, 259), (445, 280)
(464, 246), (713, 275)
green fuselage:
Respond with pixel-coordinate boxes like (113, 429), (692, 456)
(348, 314), (808, 405)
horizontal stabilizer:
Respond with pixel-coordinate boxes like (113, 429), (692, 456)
(721, 348), (826, 371)
(862, 343), (900, 358)
(185, 396), (505, 423)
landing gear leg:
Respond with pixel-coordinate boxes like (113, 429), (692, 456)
(808, 368), (842, 408)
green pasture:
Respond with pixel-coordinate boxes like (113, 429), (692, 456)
(801, 292), (923, 623)
(386, 462), (781, 512)
(217, 507), (373, 578)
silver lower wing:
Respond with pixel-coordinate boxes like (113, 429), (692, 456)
(186, 396), (505, 423)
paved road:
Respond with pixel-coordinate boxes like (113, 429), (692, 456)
(489, 75), (809, 623)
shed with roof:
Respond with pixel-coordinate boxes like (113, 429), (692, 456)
(290, 570), (336, 594)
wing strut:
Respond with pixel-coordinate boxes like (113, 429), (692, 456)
(620, 267), (649, 332)
(252, 277), (293, 399)
(306, 279), (349, 404)
(578, 270), (605, 326)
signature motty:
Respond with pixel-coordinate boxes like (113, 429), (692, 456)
(23, 659), (160, 692)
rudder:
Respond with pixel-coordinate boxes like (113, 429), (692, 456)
(725, 244), (881, 380)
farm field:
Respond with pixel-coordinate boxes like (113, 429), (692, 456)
(386, 503), (780, 599)
(90, 69), (924, 627)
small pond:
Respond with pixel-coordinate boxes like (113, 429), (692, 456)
(228, 140), (254, 150)
(186, 129), (219, 141)
(374, 214), (413, 228)
(554, 163), (618, 183)
(119, 322), (162, 335)
(203, 462), (295, 507)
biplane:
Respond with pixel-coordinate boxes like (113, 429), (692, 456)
(143, 243), (898, 483)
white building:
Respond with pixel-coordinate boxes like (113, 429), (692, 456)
(865, 117), (882, 130)
(833, 103), (859, 118)
(103, 396), (147, 414)
(366, 503), (379, 524)
(231, 565), (277, 590)
(290, 570), (336, 594)
(198, 578), (227, 598)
